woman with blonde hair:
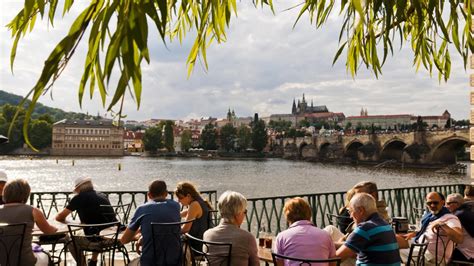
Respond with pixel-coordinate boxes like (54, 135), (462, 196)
(0, 179), (58, 266)
(174, 182), (211, 249)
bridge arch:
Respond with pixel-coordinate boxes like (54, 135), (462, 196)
(344, 140), (364, 160)
(431, 137), (469, 164)
(319, 142), (331, 159)
(380, 139), (407, 162)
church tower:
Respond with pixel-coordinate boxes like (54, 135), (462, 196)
(292, 99), (297, 114)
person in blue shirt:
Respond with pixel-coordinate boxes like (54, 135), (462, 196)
(120, 180), (180, 266)
(336, 193), (401, 265)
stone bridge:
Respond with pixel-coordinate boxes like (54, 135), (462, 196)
(272, 129), (469, 165)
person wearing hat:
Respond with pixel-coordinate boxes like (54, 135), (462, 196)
(56, 177), (117, 266)
(0, 169), (8, 205)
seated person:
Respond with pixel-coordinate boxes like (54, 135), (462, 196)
(445, 193), (464, 213)
(0, 169), (7, 205)
(120, 179), (181, 266)
(336, 188), (356, 234)
(56, 177), (117, 266)
(398, 191), (463, 264)
(0, 178), (58, 266)
(336, 193), (401, 265)
(451, 185), (474, 262)
(203, 190), (259, 266)
(274, 197), (336, 265)
(174, 181), (211, 250)
(352, 181), (390, 222)
(326, 181), (388, 244)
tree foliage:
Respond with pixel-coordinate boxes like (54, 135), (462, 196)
(29, 120), (52, 149)
(268, 120), (292, 133)
(251, 119), (267, 152)
(236, 125), (252, 151)
(143, 125), (163, 152)
(163, 120), (174, 152)
(7, 0), (473, 149)
(220, 123), (237, 151)
(180, 129), (192, 151)
(201, 123), (217, 150)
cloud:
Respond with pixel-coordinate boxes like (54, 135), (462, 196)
(0, 1), (470, 122)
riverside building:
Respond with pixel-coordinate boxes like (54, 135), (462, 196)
(51, 119), (124, 156)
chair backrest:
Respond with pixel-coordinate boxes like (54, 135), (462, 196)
(434, 227), (452, 265)
(150, 219), (194, 266)
(36, 196), (68, 219)
(100, 203), (132, 226)
(0, 223), (27, 266)
(185, 233), (232, 266)
(67, 221), (121, 265)
(326, 213), (353, 234)
(272, 252), (341, 266)
(406, 242), (428, 266)
(208, 210), (220, 229)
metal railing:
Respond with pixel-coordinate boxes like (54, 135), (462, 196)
(30, 183), (467, 237)
(244, 183), (466, 237)
(30, 190), (218, 220)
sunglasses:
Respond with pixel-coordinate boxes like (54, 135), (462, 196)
(446, 202), (459, 205)
(426, 201), (440, 206)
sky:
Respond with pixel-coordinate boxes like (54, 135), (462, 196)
(0, 1), (471, 122)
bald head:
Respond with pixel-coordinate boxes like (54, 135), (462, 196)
(426, 192), (445, 215)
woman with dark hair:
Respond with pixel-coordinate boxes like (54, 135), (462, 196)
(0, 179), (58, 266)
(174, 182), (211, 243)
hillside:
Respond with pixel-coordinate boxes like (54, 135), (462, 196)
(0, 90), (92, 122)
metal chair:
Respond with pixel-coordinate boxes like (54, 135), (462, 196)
(100, 203), (132, 227)
(406, 242), (429, 266)
(0, 223), (26, 266)
(207, 210), (220, 229)
(150, 219), (195, 266)
(326, 213), (353, 234)
(67, 221), (126, 265)
(185, 233), (232, 266)
(271, 252), (341, 266)
(434, 227), (452, 266)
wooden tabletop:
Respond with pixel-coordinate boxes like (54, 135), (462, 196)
(258, 246), (273, 263)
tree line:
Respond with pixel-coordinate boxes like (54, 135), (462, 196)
(0, 104), (54, 153)
(143, 115), (268, 153)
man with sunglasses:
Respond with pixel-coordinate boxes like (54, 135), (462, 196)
(399, 191), (463, 264)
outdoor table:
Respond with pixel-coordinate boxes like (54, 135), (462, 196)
(258, 246), (273, 265)
(33, 219), (79, 265)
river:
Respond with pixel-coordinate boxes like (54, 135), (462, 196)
(0, 156), (470, 198)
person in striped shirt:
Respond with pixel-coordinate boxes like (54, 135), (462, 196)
(336, 193), (401, 265)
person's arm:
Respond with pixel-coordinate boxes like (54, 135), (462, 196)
(55, 208), (72, 222)
(181, 201), (201, 233)
(32, 207), (58, 234)
(335, 245), (357, 260)
(430, 221), (464, 244)
(120, 228), (137, 245)
(180, 208), (188, 218)
(396, 234), (410, 249)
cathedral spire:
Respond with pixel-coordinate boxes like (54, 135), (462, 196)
(302, 93), (306, 104)
(292, 99), (297, 114)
